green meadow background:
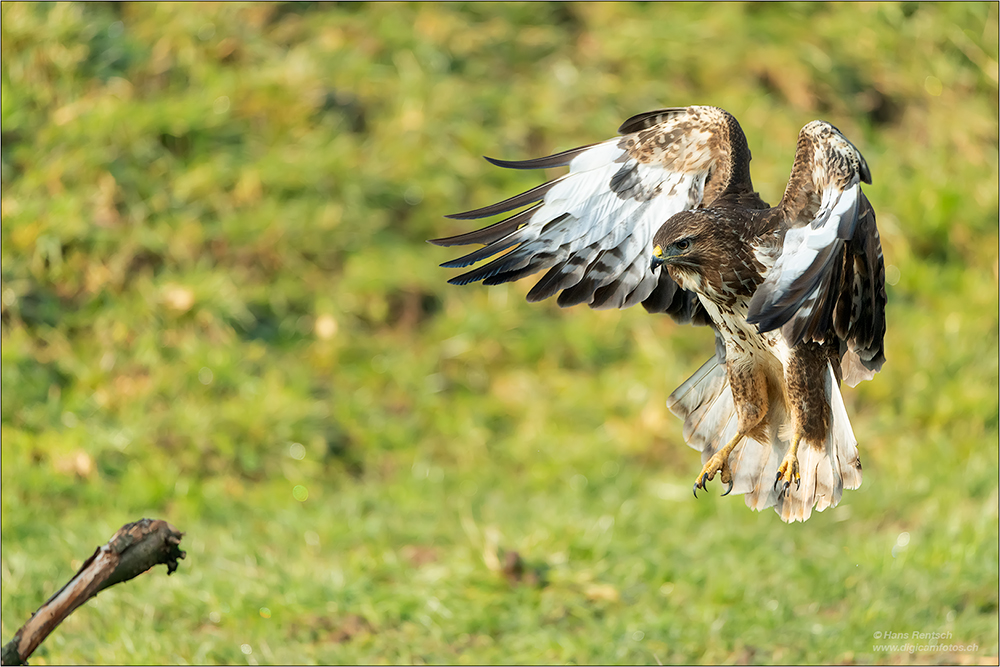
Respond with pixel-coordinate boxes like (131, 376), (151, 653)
(2, 3), (997, 664)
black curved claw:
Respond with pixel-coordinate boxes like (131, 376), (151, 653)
(796, 476), (802, 490)
(773, 471), (782, 490)
(721, 480), (734, 497)
(693, 473), (709, 498)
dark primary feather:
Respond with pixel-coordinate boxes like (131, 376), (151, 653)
(483, 144), (597, 170)
(441, 180), (557, 221)
(430, 205), (541, 249)
(448, 247), (554, 286)
(439, 233), (525, 269)
(843, 196), (886, 371)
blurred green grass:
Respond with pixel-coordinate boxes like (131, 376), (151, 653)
(1, 2), (997, 664)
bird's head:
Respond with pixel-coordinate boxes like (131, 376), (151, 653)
(651, 209), (756, 299)
(650, 211), (717, 292)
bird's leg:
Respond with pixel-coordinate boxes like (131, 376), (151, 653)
(777, 341), (828, 497)
(694, 362), (769, 498)
(693, 432), (741, 497)
(775, 433), (802, 495)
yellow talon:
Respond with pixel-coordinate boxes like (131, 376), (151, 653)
(693, 435), (740, 497)
(775, 434), (802, 494)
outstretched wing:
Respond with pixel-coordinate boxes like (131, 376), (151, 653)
(432, 106), (766, 318)
(747, 121), (886, 384)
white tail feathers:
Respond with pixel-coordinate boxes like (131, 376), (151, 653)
(667, 358), (863, 522)
(666, 356), (730, 449)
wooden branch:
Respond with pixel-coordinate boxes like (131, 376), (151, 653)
(1, 518), (185, 666)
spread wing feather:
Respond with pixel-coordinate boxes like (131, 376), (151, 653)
(433, 106), (765, 319)
(433, 204), (542, 248)
(747, 121), (886, 380)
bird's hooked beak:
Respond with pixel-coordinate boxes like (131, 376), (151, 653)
(652, 241), (689, 271)
(651, 244), (666, 271)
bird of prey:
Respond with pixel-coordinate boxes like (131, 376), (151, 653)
(432, 106), (886, 522)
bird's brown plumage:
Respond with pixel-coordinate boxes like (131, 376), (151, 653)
(437, 106), (885, 522)
(651, 120), (882, 521)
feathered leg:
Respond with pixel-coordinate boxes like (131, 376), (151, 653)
(693, 358), (771, 496)
(775, 341), (829, 495)
(774, 360), (863, 522)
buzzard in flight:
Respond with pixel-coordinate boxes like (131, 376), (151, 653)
(433, 106), (886, 522)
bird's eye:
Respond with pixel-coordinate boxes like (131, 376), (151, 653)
(675, 239), (691, 251)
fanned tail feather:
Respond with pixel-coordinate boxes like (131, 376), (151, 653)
(737, 436), (785, 509)
(666, 355), (730, 452)
(668, 359), (862, 522)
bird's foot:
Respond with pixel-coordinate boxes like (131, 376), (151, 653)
(774, 444), (801, 497)
(693, 451), (734, 498)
